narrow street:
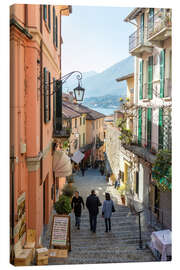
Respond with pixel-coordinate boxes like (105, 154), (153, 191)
(42, 168), (156, 264)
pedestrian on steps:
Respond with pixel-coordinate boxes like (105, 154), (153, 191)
(86, 190), (102, 233)
(71, 191), (84, 230)
(102, 193), (115, 232)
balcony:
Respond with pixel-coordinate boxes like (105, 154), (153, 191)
(123, 135), (157, 164)
(53, 127), (71, 138)
(147, 9), (172, 47)
(129, 27), (153, 57)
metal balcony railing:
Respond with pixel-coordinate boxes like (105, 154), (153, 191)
(164, 78), (172, 98)
(129, 26), (147, 52)
(147, 9), (172, 39)
(53, 127), (71, 138)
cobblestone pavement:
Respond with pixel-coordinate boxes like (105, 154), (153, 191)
(42, 168), (157, 265)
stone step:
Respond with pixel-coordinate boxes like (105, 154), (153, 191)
(48, 252), (156, 264)
(68, 248), (153, 257)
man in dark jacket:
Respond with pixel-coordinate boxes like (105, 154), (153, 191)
(86, 190), (102, 233)
(71, 191), (84, 230)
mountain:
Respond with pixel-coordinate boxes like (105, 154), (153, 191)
(63, 56), (134, 98)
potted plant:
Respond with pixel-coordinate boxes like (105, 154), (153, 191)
(54, 195), (72, 215)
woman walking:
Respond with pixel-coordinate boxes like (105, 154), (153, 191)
(102, 193), (115, 232)
(71, 191), (84, 230)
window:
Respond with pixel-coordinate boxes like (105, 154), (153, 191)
(140, 13), (144, 43)
(158, 108), (163, 149)
(44, 67), (48, 123)
(80, 117), (82, 126)
(53, 7), (56, 45)
(147, 108), (152, 149)
(138, 108), (142, 145)
(139, 60), (143, 100)
(43, 5), (47, 23)
(92, 121), (94, 129)
(83, 116), (86, 125)
(75, 118), (77, 128)
(96, 120), (98, 129)
(79, 134), (81, 147)
(48, 72), (51, 121)
(83, 133), (85, 146)
(56, 16), (58, 48)
(160, 49), (165, 98)
(48, 5), (51, 30)
(148, 56), (153, 99)
(53, 78), (56, 128)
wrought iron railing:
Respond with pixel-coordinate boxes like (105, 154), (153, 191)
(53, 127), (71, 138)
(147, 9), (172, 39)
(129, 26), (147, 52)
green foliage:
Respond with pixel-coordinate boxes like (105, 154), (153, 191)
(152, 149), (172, 192)
(62, 183), (76, 197)
(116, 118), (133, 145)
(54, 195), (72, 215)
(63, 140), (69, 149)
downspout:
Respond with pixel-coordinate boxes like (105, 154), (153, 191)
(40, 5), (43, 181)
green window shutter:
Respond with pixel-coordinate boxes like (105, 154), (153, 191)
(43, 5), (47, 22)
(139, 60), (143, 99)
(53, 78), (56, 129)
(56, 16), (58, 47)
(160, 50), (165, 98)
(53, 7), (56, 45)
(48, 72), (51, 121)
(44, 67), (48, 123)
(158, 108), (163, 149)
(48, 5), (51, 30)
(148, 56), (153, 99)
(147, 108), (152, 149)
(138, 108), (142, 145)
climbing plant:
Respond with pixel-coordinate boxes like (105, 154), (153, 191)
(152, 149), (172, 192)
(116, 118), (133, 145)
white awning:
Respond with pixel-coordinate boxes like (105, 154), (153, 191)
(53, 150), (72, 178)
(71, 150), (85, 164)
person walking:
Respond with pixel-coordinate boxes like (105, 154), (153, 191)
(86, 190), (102, 233)
(102, 193), (115, 232)
(71, 191), (85, 230)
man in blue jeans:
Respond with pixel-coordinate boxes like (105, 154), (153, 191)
(86, 190), (102, 233)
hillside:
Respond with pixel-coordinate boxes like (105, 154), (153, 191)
(63, 56), (134, 98)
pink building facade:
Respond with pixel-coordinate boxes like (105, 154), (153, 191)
(10, 4), (71, 255)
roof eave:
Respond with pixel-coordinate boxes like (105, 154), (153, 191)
(124, 8), (144, 22)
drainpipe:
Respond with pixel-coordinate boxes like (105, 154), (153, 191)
(40, 5), (43, 181)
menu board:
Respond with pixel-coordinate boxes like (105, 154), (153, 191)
(50, 215), (70, 248)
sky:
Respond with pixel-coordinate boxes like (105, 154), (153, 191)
(61, 5), (134, 75)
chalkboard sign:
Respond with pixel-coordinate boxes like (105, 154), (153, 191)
(49, 215), (71, 250)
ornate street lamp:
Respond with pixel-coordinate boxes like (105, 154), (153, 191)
(74, 83), (85, 102)
(52, 71), (85, 134)
(73, 73), (85, 102)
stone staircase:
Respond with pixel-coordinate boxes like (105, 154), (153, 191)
(46, 205), (156, 264)
(42, 169), (157, 265)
